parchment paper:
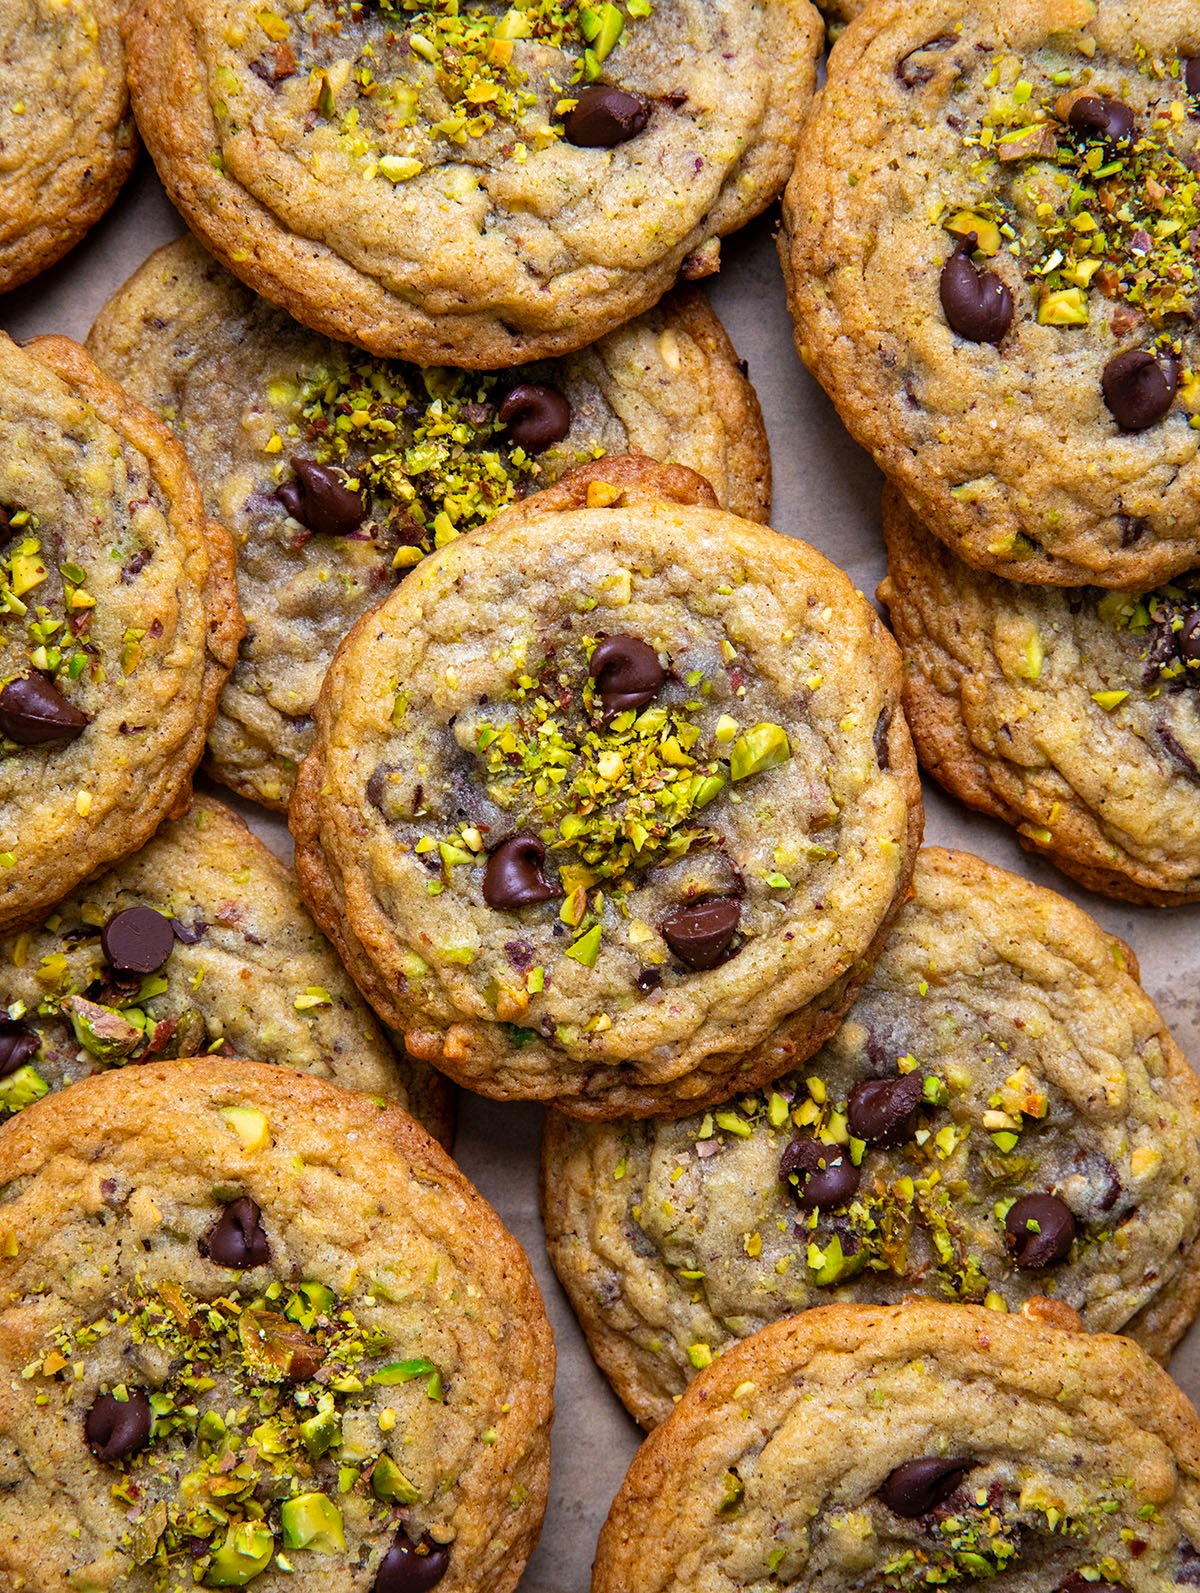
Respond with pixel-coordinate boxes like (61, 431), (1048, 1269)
(6, 160), (1199, 1592)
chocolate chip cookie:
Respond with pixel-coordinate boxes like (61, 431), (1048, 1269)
(0, 1057), (552, 1592)
(88, 236), (772, 810)
(0, 334), (243, 933)
(783, 1), (1200, 587)
(122, 0), (821, 366)
(0, 796), (452, 1142)
(593, 1300), (1200, 1593)
(291, 456), (922, 1119)
(543, 846), (1200, 1427)
(881, 487), (1200, 906)
(0, 0), (137, 294)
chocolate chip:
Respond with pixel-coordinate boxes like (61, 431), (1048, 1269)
(1178, 1541), (1200, 1585)
(1058, 1577), (1122, 1593)
(659, 898), (740, 970)
(1068, 95), (1135, 145)
(101, 907), (176, 975)
(1180, 612), (1200, 663)
(0, 506), (11, 547)
(1004, 1192), (1076, 1270)
(939, 237), (1013, 344)
(636, 967), (662, 992)
(873, 709), (891, 769)
(0, 1019), (38, 1079)
(564, 84), (650, 147)
(847, 1071), (924, 1148)
(780, 1137), (860, 1210)
(483, 834), (560, 909)
(878, 1456), (975, 1517)
(0, 673), (89, 745)
(589, 634), (665, 714)
(498, 384), (572, 452)
(895, 33), (955, 88)
(199, 1196), (271, 1269)
(85, 1389), (153, 1464)
(1188, 59), (1200, 100)
(373, 1531), (451, 1593)
(276, 458), (366, 535)
(1102, 349), (1180, 432)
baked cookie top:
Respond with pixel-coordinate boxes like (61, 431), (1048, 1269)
(121, 0), (821, 366)
(784, 0), (1200, 587)
(291, 458), (922, 1119)
(0, 334), (243, 933)
(0, 796), (453, 1143)
(542, 847), (1200, 1428)
(882, 487), (1200, 906)
(0, 0), (136, 294)
(0, 1058), (552, 1593)
(87, 237), (771, 810)
(593, 1301), (1200, 1593)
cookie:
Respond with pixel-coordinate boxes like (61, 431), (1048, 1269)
(291, 456), (922, 1120)
(0, 795), (453, 1143)
(0, 0), (137, 294)
(87, 237), (772, 810)
(542, 846), (1200, 1427)
(0, 334), (243, 932)
(0, 1057), (553, 1593)
(121, 0), (821, 367)
(881, 486), (1200, 906)
(783, 1), (1200, 587)
(592, 1300), (1200, 1593)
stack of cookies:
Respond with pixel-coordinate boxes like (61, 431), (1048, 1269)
(2, 1), (1200, 1591)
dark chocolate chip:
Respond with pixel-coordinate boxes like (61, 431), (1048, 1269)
(0, 506), (11, 547)
(895, 33), (955, 88)
(1180, 612), (1200, 663)
(373, 1531), (451, 1593)
(1102, 349), (1180, 432)
(636, 967), (662, 992)
(483, 834), (560, 909)
(1188, 59), (1200, 100)
(1004, 1192), (1076, 1270)
(1068, 95), (1135, 145)
(873, 709), (891, 769)
(659, 898), (740, 970)
(878, 1456), (975, 1518)
(85, 1389), (153, 1464)
(564, 84), (650, 147)
(939, 237), (1014, 344)
(780, 1137), (860, 1211)
(0, 673), (89, 745)
(1178, 1540), (1200, 1585)
(199, 1196), (271, 1269)
(101, 907), (176, 975)
(498, 384), (572, 453)
(276, 458), (366, 535)
(1058, 1577), (1122, 1593)
(847, 1071), (925, 1148)
(0, 1019), (39, 1079)
(589, 634), (665, 714)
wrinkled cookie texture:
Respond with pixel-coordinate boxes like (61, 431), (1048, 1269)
(783, 0), (1200, 587)
(543, 847), (1200, 1427)
(0, 1059), (552, 1593)
(0, 334), (243, 933)
(291, 458), (922, 1119)
(592, 1302), (1200, 1593)
(882, 487), (1200, 906)
(0, 796), (452, 1143)
(121, 0), (822, 367)
(0, 0), (136, 293)
(87, 236), (771, 809)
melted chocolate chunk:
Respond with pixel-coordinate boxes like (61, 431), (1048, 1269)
(498, 384), (572, 452)
(847, 1071), (924, 1147)
(895, 34), (956, 89)
(873, 709), (892, 769)
(276, 458), (366, 535)
(483, 834), (560, 909)
(1102, 349), (1180, 432)
(780, 1137), (860, 1210)
(0, 1019), (38, 1079)
(877, 1456), (976, 1517)
(939, 237), (1014, 344)
(1188, 59), (1200, 100)
(373, 1531), (451, 1593)
(589, 634), (665, 714)
(1003, 1192), (1076, 1270)
(0, 673), (89, 745)
(1067, 95), (1135, 146)
(101, 907), (176, 975)
(659, 898), (740, 970)
(199, 1196), (271, 1269)
(564, 85), (650, 147)
(85, 1389), (153, 1463)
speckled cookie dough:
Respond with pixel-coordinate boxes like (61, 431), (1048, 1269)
(881, 487), (1200, 906)
(121, 0), (822, 367)
(593, 1301), (1200, 1593)
(87, 236), (772, 810)
(0, 796), (453, 1144)
(542, 847), (1200, 1427)
(0, 0), (136, 294)
(291, 456), (922, 1120)
(0, 1058), (552, 1593)
(0, 334), (243, 933)
(783, 0), (1200, 587)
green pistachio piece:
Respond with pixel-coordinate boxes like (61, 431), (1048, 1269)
(203, 1522), (275, 1586)
(298, 1408), (341, 1459)
(284, 1281), (335, 1331)
(371, 1453), (423, 1505)
(565, 923), (603, 967)
(63, 995), (142, 1060)
(371, 1357), (437, 1384)
(806, 1233), (868, 1287)
(0, 1064), (49, 1112)
(279, 1493), (346, 1554)
(729, 722), (791, 782)
(579, 2), (624, 59)
(196, 1410), (226, 1445)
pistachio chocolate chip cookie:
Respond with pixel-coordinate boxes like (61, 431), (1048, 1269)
(784, 1), (1200, 587)
(291, 457), (922, 1119)
(542, 845), (1200, 1427)
(88, 236), (771, 810)
(0, 796), (453, 1142)
(0, 0), (137, 294)
(0, 334), (243, 933)
(122, 0), (821, 367)
(593, 1301), (1200, 1593)
(0, 1057), (552, 1592)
